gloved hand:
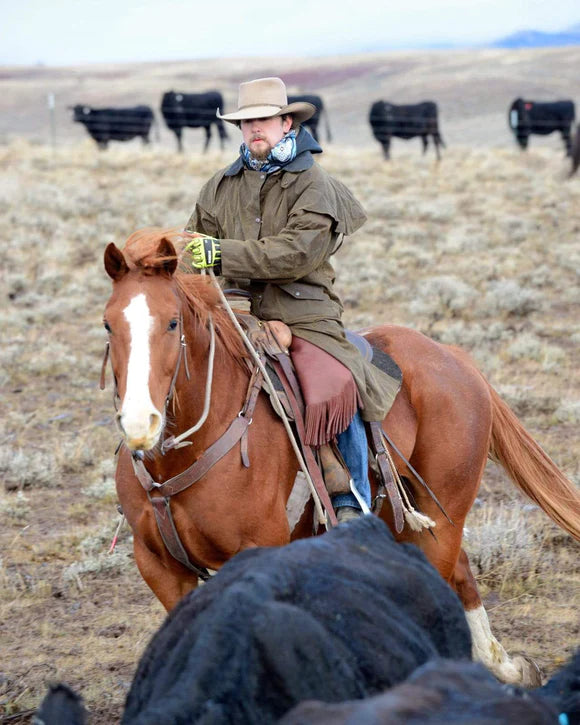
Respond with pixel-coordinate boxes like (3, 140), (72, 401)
(185, 234), (222, 270)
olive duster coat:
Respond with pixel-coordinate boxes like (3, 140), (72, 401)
(185, 129), (400, 422)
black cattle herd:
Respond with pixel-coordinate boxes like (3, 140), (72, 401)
(70, 87), (580, 172)
(36, 518), (580, 723)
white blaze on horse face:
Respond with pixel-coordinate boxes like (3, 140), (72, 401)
(120, 293), (163, 449)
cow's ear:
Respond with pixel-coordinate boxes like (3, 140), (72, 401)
(157, 237), (178, 277)
(104, 243), (129, 281)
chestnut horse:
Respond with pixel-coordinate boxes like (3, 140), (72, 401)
(103, 229), (579, 687)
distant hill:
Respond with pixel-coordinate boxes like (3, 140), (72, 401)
(493, 23), (580, 49)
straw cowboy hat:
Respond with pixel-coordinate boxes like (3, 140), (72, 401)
(217, 77), (316, 127)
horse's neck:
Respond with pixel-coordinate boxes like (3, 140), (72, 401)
(154, 316), (250, 475)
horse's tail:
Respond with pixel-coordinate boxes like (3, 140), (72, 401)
(487, 384), (580, 540)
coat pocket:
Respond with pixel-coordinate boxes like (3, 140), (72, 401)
(277, 282), (327, 301)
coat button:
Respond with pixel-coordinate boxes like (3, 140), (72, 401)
(295, 292), (301, 296)
(260, 174), (265, 180)
(255, 217), (261, 223)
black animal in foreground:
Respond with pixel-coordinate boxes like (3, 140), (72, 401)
(70, 105), (155, 149)
(36, 517), (470, 724)
(34, 683), (86, 725)
(509, 98), (576, 156)
(34, 655), (580, 725)
(281, 655), (580, 724)
(369, 100), (445, 159)
(288, 94), (332, 142)
(34, 517), (580, 724)
(160, 90), (229, 152)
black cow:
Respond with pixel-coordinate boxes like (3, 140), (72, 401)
(509, 98), (576, 156)
(160, 90), (228, 152)
(369, 100), (445, 160)
(571, 124), (580, 176)
(34, 518), (580, 724)
(70, 105), (155, 149)
(288, 94), (332, 143)
(281, 654), (580, 724)
(36, 517), (471, 724)
(33, 655), (580, 725)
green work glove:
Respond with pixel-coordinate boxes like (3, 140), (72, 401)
(186, 234), (222, 270)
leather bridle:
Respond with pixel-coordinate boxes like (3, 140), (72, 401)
(101, 311), (261, 579)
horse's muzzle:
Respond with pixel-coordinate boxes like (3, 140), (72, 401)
(116, 411), (163, 450)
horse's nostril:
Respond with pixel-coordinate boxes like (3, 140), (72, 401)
(149, 413), (162, 433)
(116, 413), (126, 436)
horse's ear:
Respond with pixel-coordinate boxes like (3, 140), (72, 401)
(157, 237), (178, 277)
(104, 243), (129, 281)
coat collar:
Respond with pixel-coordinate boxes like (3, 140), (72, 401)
(225, 127), (322, 177)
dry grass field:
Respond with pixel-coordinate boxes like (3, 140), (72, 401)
(1, 48), (579, 723)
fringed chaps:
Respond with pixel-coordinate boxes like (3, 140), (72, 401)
(290, 336), (362, 447)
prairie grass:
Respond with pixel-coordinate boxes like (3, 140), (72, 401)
(0, 448), (57, 490)
(464, 502), (560, 596)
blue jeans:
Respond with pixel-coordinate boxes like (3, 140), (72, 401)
(332, 410), (371, 511)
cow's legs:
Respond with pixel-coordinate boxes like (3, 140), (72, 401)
(453, 549), (541, 686)
(203, 127), (212, 153)
(382, 138), (391, 160)
(562, 127), (573, 156)
(433, 135), (442, 161)
(421, 135), (428, 154)
(174, 129), (183, 153)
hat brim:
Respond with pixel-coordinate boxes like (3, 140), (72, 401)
(217, 101), (316, 127)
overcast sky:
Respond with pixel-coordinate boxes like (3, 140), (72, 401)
(2, 0), (579, 66)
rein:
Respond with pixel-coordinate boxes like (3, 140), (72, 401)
(101, 298), (265, 578)
(130, 365), (263, 580)
(207, 269), (330, 528)
(102, 273), (332, 578)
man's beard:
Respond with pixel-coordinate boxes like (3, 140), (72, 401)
(249, 138), (272, 161)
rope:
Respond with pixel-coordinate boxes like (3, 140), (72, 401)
(208, 270), (328, 528)
(380, 432), (436, 532)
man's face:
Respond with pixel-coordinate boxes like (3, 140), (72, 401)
(241, 115), (293, 160)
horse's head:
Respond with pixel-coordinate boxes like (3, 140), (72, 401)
(103, 232), (183, 451)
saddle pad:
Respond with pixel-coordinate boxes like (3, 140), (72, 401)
(370, 345), (403, 383)
(347, 328), (403, 384)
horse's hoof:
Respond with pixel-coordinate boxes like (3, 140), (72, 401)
(513, 653), (543, 687)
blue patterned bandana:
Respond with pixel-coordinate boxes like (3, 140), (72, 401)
(240, 130), (297, 174)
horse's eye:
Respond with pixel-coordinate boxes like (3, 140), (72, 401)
(168, 319), (178, 331)
(104, 320), (112, 333)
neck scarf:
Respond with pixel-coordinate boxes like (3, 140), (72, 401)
(240, 130), (297, 174)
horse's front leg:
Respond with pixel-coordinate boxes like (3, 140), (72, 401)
(133, 536), (199, 611)
(116, 449), (200, 611)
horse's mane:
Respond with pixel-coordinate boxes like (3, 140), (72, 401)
(122, 227), (248, 362)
